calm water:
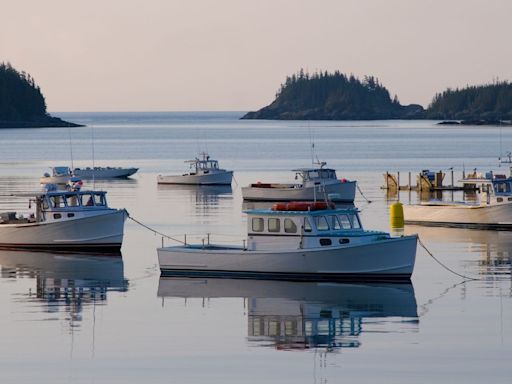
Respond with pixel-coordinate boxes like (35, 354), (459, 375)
(0, 112), (511, 383)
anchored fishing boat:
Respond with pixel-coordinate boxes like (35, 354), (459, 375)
(40, 166), (138, 184)
(241, 163), (356, 202)
(73, 166), (138, 179)
(158, 201), (417, 281)
(157, 152), (233, 185)
(0, 186), (127, 251)
(404, 176), (512, 229)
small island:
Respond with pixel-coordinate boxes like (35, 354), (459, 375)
(428, 82), (512, 125)
(0, 62), (82, 128)
(242, 70), (512, 124)
(241, 70), (424, 120)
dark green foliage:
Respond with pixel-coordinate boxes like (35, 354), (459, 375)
(427, 82), (512, 121)
(242, 70), (424, 120)
(0, 62), (81, 128)
(0, 62), (47, 120)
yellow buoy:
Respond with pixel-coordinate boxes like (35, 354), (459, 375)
(390, 202), (404, 228)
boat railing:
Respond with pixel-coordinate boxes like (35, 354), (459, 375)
(160, 232), (246, 249)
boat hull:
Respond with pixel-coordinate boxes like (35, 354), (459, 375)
(158, 235), (417, 281)
(404, 202), (512, 230)
(73, 167), (138, 179)
(241, 181), (356, 202)
(0, 210), (126, 252)
(157, 170), (233, 185)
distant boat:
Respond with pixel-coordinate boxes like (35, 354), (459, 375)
(74, 166), (138, 179)
(158, 202), (417, 281)
(404, 176), (512, 230)
(0, 186), (127, 252)
(157, 152), (233, 185)
(40, 166), (138, 185)
(242, 162), (356, 202)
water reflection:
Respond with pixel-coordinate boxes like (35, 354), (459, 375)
(0, 250), (128, 329)
(158, 278), (418, 351)
(406, 226), (512, 277)
(158, 184), (233, 214)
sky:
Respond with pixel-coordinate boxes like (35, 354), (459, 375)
(1, 0), (511, 112)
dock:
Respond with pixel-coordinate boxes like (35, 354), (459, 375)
(382, 169), (477, 192)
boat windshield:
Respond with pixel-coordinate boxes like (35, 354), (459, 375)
(197, 160), (218, 170)
(44, 192), (107, 209)
(53, 167), (71, 176)
(302, 169), (337, 181)
(493, 180), (512, 195)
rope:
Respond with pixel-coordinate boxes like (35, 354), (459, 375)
(356, 184), (372, 203)
(417, 236), (480, 281)
(127, 214), (186, 244)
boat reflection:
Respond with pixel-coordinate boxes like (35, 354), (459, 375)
(405, 226), (512, 276)
(158, 184), (233, 216)
(158, 278), (418, 351)
(0, 250), (128, 328)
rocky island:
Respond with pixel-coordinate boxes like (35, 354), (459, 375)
(242, 70), (512, 124)
(0, 62), (82, 128)
(242, 70), (424, 120)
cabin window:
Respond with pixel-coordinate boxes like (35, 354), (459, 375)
(495, 182), (511, 193)
(252, 218), (264, 232)
(51, 196), (66, 208)
(497, 197), (504, 202)
(65, 194), (79, 207)
(338, 214), (352, 229)
(268, 218), (280, 233)
(94, 194), (106, 206)
(327, 215), (341, 230)
(339, 238), (350, 244)
(81, 194), (95, 207)
(67, 213), (75, 218)
(309, 171), (319, 179)
(319, 238), (332, 246)
(284, 218), (297, 233)
(315, 216), (329, 231)
(53, 213), (62, 219)
(304, 218), (312, 232)
(350, 215), (362, 229)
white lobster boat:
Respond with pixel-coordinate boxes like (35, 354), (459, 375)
(0, 187), (127, 252)
(158, 202), (417, 281)
(404, 176), (512, 230)
(242, 164), (356, 203)
(157, 153), (233, 185)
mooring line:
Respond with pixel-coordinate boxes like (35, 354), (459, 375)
(417, 236), (481, 281)
(356, 184), (372, 203)
(127, 214), (186, 245)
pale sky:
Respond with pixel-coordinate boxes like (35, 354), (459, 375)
(1, 0), (511, 112)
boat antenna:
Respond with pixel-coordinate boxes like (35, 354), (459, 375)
(308, 122), (315, 166)
(91, 125), (96, 189)
(68, 128), (74, 170)
(499, 126), (503, 167)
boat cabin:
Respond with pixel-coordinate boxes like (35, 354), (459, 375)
(186, 153), (222, 175)
(51, 166), (72, 177)
(0, 190), (113, 225)
(245, 203), (384, 251)
(293, 168), (338, 185)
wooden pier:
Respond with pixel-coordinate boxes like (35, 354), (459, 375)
(382, 170), (476, 192)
